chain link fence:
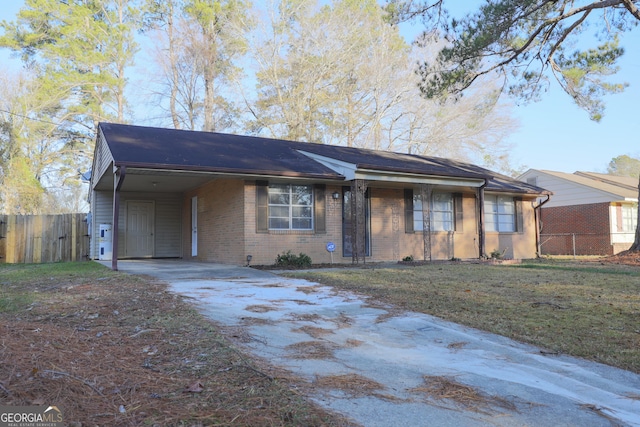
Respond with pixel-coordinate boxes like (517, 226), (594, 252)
(540, 233), (613, 256)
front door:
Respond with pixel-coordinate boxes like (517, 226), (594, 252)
(125, 201), (155, 258)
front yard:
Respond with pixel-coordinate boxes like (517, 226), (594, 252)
(1, 258), (638, 425)
(285, 259), (640, 374)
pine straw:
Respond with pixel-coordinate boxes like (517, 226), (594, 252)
(314, 374), (402, 403)
(293, 326), (335, 339)
(245, 303), (280, 313)
(410, 375), (517, 415)
(296, 285), (323, 295)
(0, 271), (352, 426)
(314, 374), (384, 396)
(344, 339), (364, 348)
(285, 341), (338, 360)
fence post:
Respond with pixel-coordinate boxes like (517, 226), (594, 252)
(572, 233), (576, 259)
(0, 215), (5, 263)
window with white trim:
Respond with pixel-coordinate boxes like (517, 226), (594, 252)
(268, 184), (313, 230)
(621, 205), (638, 232)
(414, 192), (454, 231)
(484, 195), (515, 232)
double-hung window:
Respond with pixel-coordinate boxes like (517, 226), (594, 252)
(413, 192), (454, 232)
(268, 184), (313, 230)
(621, 205), (638, 232)
(484, 195), (515, 232)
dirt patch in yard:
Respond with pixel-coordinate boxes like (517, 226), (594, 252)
(0, 264), (354, 426)
(595, 251), (640, 267)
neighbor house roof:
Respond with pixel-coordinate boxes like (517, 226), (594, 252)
(537, 170), (637, 200)
(97, 122), (549, 195)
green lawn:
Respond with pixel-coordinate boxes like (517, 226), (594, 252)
(284, 260), (640, 373)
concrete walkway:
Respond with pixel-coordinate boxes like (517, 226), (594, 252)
(111, 260), (640, 426)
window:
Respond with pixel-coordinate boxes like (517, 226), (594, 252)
(484, 195), (515, 232)
(413, 192), (454, 232)
(268, 184), (313, 230)
(621, 205), (638, 232)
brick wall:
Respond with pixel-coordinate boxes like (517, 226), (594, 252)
(484, 197), (538, 259)
(182, 180), (540, 265)
(243, 182), (344, 265)
(539, 202), (612, 255)
(183, 179), (245, 264)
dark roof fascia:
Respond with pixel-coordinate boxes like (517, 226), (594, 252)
(114, 162), (346, 181)
(574, 171), (638, 191)
(355, 163), (487, 181)
(484, 179), (553, 196)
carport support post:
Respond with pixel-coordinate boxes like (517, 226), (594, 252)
(111, 165), (126, 271)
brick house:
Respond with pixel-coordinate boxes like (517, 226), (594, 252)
(518, 169), (638, 255)
(89, 123), (550, 269)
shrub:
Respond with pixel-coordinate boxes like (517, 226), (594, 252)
(489, 249), (502, 259)
(402, 255), (414, 262)
(275, 251), (312, 268)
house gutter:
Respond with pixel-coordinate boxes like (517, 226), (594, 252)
(533, 194), (551, 258)
(477, 178), (489, 259)
(114, 162), (345, 181)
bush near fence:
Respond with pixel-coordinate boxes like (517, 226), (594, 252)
(0, 214), (89, 264)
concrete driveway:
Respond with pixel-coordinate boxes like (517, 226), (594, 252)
(113, 260), (640, 426)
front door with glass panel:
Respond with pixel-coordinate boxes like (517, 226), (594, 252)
(342, 187), (370, 257)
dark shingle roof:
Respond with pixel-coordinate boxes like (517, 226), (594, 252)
(98, 122), (549, 195)
(99, 122), (342, 180)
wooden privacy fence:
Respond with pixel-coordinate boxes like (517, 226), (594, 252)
(0, 214), (90, 264)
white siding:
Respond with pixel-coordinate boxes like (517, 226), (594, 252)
(90, 191), (182, 259)
(90, 130), (115, 191)
(519, 170), (620, 208)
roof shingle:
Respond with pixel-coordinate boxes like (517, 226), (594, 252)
(99, 122), (548, 195)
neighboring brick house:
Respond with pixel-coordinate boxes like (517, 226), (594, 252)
(518, 169), (638, 255)
(89, 123), (550, 269)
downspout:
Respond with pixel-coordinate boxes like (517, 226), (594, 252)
(112, 165), (126, 271)
(477, 179), (488, 259)
(533, 194), (551, 258)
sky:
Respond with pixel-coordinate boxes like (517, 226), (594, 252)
(1, 1), (638, 175)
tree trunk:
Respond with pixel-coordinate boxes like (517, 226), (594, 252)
(629, 175), (640, 251)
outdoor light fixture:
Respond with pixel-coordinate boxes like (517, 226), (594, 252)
(246, 254), (252, 266)
(332, 191), (340, 199)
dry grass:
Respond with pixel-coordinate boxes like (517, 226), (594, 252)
(411, 375), (517, 414)
(0, 262), (353, 426)
(286, 259), (640, 373)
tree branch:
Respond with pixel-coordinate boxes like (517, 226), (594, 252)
(546, 10), (591, 63)
(621, 0), (640, 20)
